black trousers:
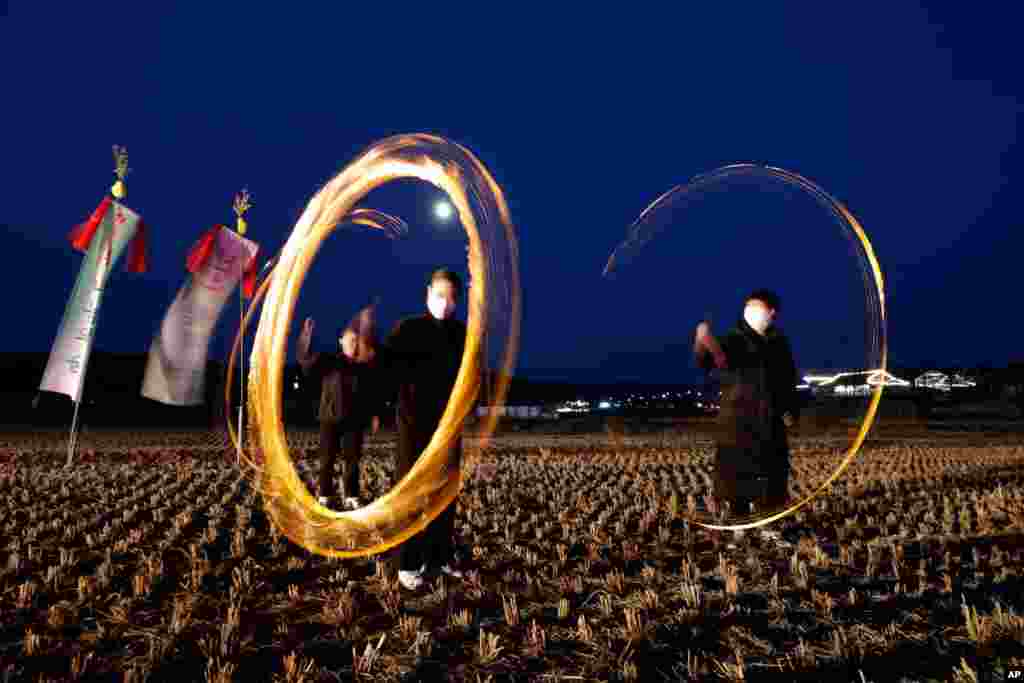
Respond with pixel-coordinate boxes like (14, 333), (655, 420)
(390, 421), (462, 572)
(719, 470), (790, 516)
(318, 419), (366, 500)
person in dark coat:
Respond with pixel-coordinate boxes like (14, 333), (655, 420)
(382, 267), (472, 590)
(694, 289), (800, 532)
(296, 306), (384, 511)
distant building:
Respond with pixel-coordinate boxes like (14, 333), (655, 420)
(555, 399), (591, 414)
(801, 370), (912, 397)
(477, 405), (546, 419)
(914, 371), (977, 392)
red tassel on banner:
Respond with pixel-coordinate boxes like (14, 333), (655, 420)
(125, 220), (148, 273)
(68, 196), (114, 252)
(186, 225), (222, 273)
(242, 246), (260, 298)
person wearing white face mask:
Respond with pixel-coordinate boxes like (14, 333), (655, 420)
(381, 267), (473, 590)
(694, 289), (800, 548)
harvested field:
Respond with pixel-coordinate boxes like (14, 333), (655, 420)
(0, 423), (1021, 682)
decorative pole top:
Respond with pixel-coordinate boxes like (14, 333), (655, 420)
(111, 145), (130, 199)
(233, 188), (252, 236)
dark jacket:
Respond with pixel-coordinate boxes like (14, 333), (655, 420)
(382, 313), (468, 434)
(299, 351), (385, 426)
(696, 318), (800, 500)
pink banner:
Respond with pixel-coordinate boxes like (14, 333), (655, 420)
(141, 227), (259, 406)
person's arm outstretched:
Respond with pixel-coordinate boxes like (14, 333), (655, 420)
(297, 317), (338, 384)
(694, 321), (729, 370)
(297, 317), (320, 375)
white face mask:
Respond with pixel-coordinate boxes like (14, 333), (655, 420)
(339, 332), (357, 359)
(428, 293), (455, 320)
(743, 305), (772, 335)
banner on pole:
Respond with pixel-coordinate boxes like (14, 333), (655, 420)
(39, 198), (146, 403)
(141, 226), (259, 406)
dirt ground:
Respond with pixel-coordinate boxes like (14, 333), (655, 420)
(0, 422), (1021, 682)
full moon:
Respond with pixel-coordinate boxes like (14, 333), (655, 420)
(434, 201), (453, 221)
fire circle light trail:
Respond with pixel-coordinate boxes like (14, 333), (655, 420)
(605, 164), (887, 532)
(228, 134), (520, 558)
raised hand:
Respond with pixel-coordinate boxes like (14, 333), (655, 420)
(695, 321), (711, 348)
(695, 320), (727, 370)
(297, 317), (315, 360)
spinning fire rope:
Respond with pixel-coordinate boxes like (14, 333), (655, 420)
(607, 164), (887, 532)
(227, 134), (520, 558)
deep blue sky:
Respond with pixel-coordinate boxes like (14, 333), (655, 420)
(2, 4), (1021, 383)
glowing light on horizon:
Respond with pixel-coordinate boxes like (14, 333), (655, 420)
(802, 370), (910, 388)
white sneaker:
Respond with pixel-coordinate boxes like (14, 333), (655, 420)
(760, 529), (792, 547)
(343, 497), (362, 511)
(440, 564), (464, 578)
(398, 566), (426, 590)
(317, 496), (330, 507)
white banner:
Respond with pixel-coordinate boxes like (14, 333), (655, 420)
(39, 201), (142, 402)
(141, 227), (259, 406)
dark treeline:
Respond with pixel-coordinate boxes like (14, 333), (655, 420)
(2, 353), (1023, 428)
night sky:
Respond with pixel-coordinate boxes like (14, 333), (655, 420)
(3, 4), (1021, 384)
